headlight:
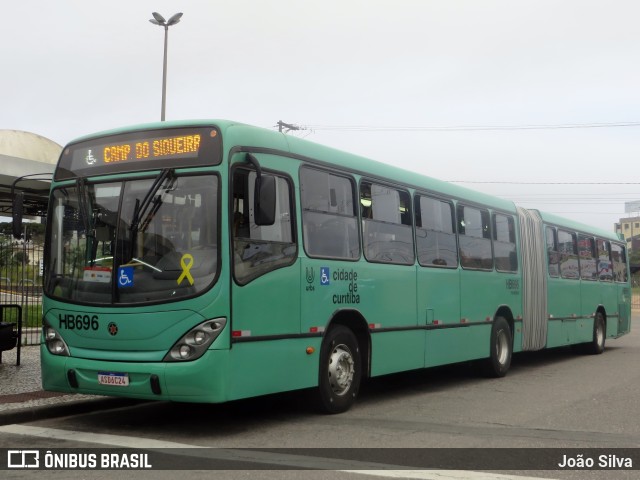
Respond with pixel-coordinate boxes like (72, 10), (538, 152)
(163, 318), (226, 362)
(42, 319), (70, 356)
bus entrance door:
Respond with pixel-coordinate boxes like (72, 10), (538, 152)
(420, 267), (460, 368)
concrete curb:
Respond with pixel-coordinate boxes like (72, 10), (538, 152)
(0, 397), (145, 426)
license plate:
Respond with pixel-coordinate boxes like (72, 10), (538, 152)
(98, 372), (129, 386)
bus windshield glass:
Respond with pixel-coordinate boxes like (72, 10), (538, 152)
(45, 173), (219, 305)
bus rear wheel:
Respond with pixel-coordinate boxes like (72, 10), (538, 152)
(482, 316), (512, 378)
(585, 312), (606, 355)
(316, 325), (361, 414)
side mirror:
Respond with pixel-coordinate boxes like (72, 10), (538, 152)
(12, 192), (24, 239)
(254, 175), (276, 226)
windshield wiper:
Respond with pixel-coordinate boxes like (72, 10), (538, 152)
(76, 178), (100, 265)
(76, 177), (91, 234)
(130, 168), (175, 237)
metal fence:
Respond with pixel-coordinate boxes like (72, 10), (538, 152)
(0, 239), (43, 345)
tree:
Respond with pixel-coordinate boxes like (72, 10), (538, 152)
(13, 251), (29, 265)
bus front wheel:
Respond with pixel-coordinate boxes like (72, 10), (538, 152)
(482, 316), (512, 378)
(317, 325), (361, 414)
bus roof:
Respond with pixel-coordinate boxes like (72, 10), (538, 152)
(222, 120), (518, 214)
(67, 119), (619, 240)
(535, 209), (623, 242)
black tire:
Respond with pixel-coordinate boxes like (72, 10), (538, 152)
(482, 316), (512, 378)
(585, 312), (606, 355)
(316, 325), (361, 414)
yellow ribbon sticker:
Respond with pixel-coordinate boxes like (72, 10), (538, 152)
(177, 253), (195, 286)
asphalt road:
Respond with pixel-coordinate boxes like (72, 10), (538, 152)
(1, 313), (639, 480)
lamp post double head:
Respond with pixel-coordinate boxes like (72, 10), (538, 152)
(149, 12), (183, 121)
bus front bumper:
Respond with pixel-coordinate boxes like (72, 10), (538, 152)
(40, 345), (231, 403)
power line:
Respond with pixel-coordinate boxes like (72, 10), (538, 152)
(302, 121), (640, 132)
(449, 180), (640, 185)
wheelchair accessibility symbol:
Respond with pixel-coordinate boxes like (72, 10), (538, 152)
(118, 266), (134, 288)
(320, 267), (330, 286)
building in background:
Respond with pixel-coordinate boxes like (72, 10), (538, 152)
(615, 216), (640, 250)
(0, 129), (61, 218)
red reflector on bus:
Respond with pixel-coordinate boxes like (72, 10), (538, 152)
(433, 320), (440, 325)
(368, 323), (381, 329)
(309, 326), (325, 333)
(232, 330), (251, 337)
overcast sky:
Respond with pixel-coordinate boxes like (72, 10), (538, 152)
(2, 0), (640, 231)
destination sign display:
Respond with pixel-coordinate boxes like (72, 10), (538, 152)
(56, 127), (221, 180)
(100, 133), (202, 164)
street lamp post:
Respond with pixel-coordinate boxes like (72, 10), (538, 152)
(149, 12), (183, 121)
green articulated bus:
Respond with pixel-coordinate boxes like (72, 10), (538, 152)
(30, 120), (631, 413)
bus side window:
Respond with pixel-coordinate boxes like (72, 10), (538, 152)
(546, 227), (559, 277)
(415, 195), (457, 268)
(597, 239), (613, 282)
(360, 182), (414, 265)
(300, 167), (359, 260)
(578, 235), (597, 281)
(232, 167), (296, 284)
(457, 205), (492, 270)
(558, 229), (579, 279)
(493, 213), (518, 273)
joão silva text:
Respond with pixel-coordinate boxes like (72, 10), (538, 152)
(558, 454), (632, 469)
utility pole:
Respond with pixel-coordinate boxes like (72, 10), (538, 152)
(277, 120), (303, 134)
(149, 12), (183, 121)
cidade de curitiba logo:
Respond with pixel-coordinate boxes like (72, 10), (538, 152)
(310, 267), (360, 304)
(6, 450), (152, 470)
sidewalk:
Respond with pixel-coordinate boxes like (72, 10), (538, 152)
(0, 345), (109, 424)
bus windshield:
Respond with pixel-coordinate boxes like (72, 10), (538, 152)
(45, 173), (219, 305)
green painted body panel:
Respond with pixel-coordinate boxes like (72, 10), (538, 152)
(300, 259), (366, 331)
(512, 321), (523, 353)
(546, 277), (581, 320)
(418, 267), (459, 327)
(232, 262), (301, 336)
(616, 283), (632, 335)
(580, 280), (601, 318)
(460, 269), (521, 323)
(227, 338), (321, 400)
(371, 330), (424, 375)
(42, 278), (230, 357)
(425, 324), (491, 368)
